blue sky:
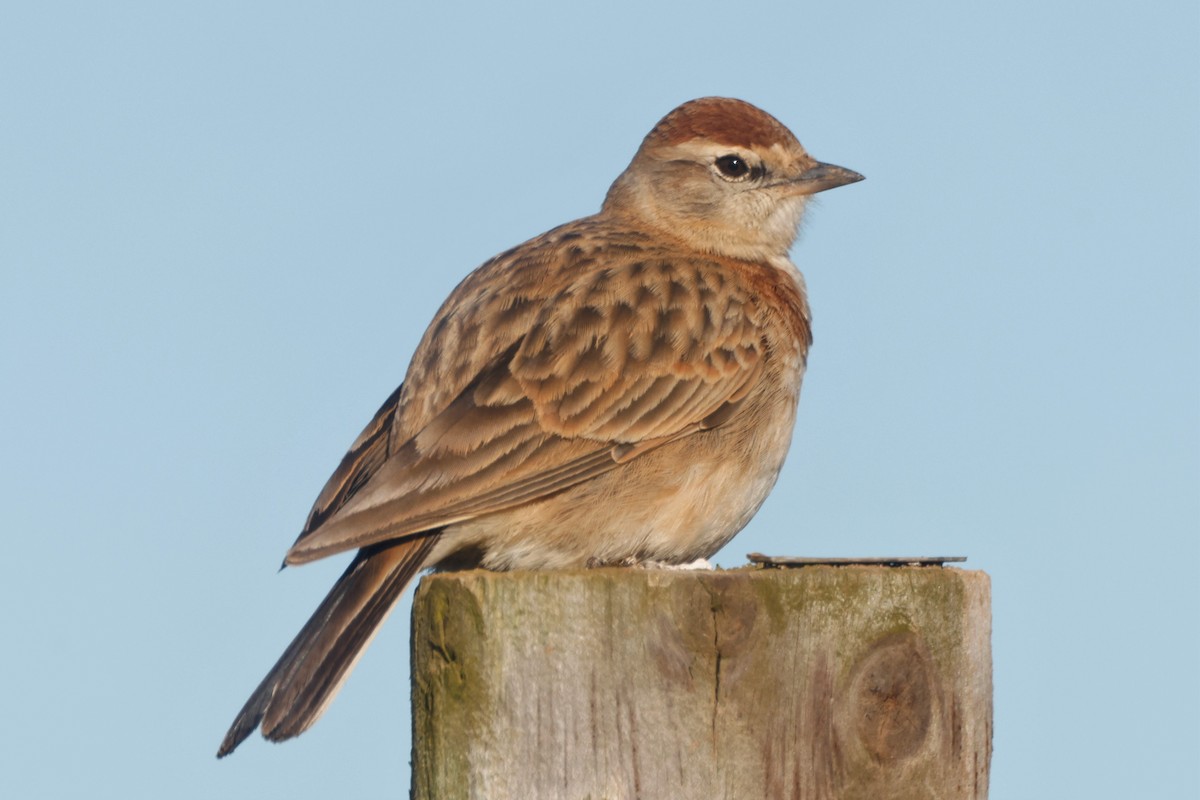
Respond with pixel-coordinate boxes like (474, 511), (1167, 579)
(2, 1), (1196, 797)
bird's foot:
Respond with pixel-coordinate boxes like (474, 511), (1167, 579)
(640, 557), (714, 571)
(585, 556), (714, 570)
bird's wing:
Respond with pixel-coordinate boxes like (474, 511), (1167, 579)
(285, 255), (779, 565)
(300, 383), (404, 536)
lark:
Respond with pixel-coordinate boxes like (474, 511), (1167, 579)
(218, 97), (862, 756)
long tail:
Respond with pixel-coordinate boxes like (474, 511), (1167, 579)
(217, 535), (439, 757)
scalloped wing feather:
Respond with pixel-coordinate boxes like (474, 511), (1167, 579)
(286, 221), (787, 565)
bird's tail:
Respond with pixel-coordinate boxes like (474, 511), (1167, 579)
(217, 535), (439, 757)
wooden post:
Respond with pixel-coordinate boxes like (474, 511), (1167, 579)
(411, 565), (991, 800)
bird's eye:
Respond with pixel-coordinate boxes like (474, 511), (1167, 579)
(714, 154), (752, 180)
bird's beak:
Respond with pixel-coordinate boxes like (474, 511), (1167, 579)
(788, 161), (864, 195)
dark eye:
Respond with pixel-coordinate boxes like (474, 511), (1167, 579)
(714, 154), (751, 179)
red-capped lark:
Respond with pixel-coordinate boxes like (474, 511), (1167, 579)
(219, 97), (862, 756)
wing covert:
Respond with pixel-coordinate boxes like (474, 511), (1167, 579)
(287, 251), (775, 564)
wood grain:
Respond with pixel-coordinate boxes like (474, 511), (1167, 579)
(411, 566), (991, 800)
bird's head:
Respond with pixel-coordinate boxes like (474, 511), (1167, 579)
(603, 97), (862, 262)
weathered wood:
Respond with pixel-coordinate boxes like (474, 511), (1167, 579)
(411, 566), (991, 800)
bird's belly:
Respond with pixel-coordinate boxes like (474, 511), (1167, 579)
(435, 389), (800, 571)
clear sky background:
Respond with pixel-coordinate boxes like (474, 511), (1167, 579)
(2, 2), (1196, 798)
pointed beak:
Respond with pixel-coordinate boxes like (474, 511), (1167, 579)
(789, 161), (864, 195)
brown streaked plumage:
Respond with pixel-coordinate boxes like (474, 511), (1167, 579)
(218, 97), (862, 757)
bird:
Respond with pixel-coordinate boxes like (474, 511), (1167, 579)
(217, 96), (862, 757)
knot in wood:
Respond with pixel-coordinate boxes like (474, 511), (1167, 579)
(847, 631), (934, 762)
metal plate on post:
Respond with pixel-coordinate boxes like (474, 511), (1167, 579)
(747, 554), (968, 568)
